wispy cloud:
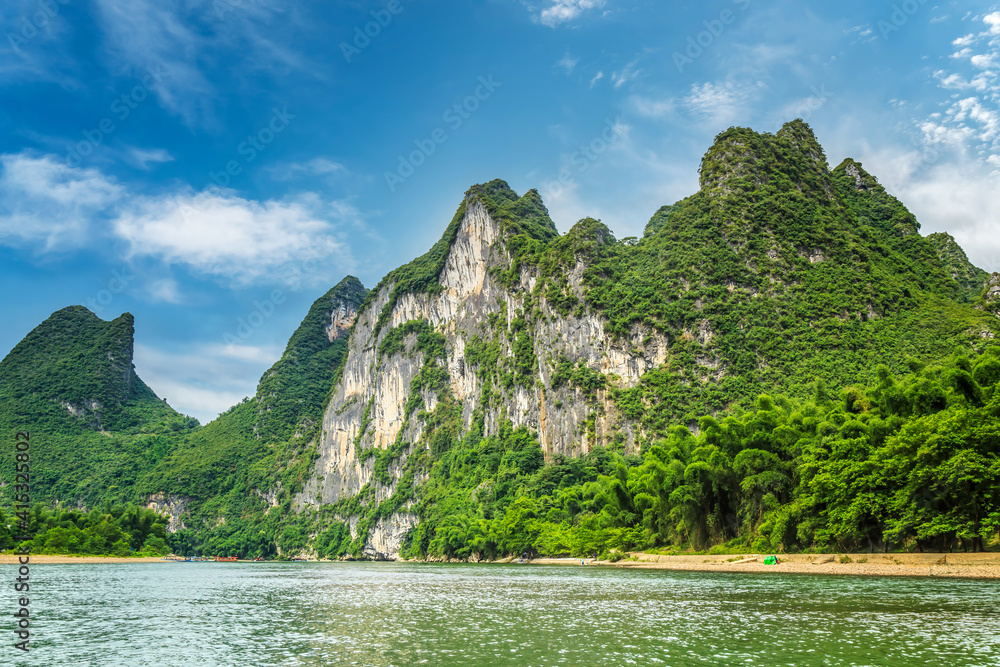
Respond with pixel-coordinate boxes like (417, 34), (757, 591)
(611, 58), (642, 89)
(267, 158), (348, 182)
(533, 0), (607, 28)
(683, 80), (768, 126)
(0, 151), (359, 286)
(0, 152), (123, 250)
(846, 24), (877, 44)
(114, 190), (357, 288)
(629, 95), (675, 119)
(93, 0), (217, 127)
(92, 0), (303, 129)
(126, 147), (174, 170)
(146, 277), (183, 304)
(134, 341), (285, 424)
(556, 52), (579, 73)
(0, 0), (78, 84)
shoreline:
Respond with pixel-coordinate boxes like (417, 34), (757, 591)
(0, 555), (171, 564)
(4, 552), (1000, 578)
(525, 552), (1000, 579)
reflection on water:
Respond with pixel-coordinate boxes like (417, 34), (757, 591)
(16, 562), (1000, 666)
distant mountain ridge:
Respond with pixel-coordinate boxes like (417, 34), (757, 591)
(2, 120), (998, 560)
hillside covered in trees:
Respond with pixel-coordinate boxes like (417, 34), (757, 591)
(2, 121), (999, 558)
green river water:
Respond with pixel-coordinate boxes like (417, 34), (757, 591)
(9, 562), (1000, 666)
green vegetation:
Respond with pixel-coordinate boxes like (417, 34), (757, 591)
(3, 121), (998, 561)
(0, 307), (193, 509)
(2, 504), (171, 556)
(404, 346), (1000, 558)
(133, 277), (368, 557)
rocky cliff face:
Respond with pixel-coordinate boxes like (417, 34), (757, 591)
(276, 122), (997, 561)
(144, 492), (190, 532)
(926, 232), (989, 300)
(982, 273), (1000, 319)
(296, 195), (671, 557)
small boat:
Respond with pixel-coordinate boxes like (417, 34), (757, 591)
(215, 556), (238, 562)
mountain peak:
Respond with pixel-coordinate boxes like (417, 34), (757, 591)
(834, 158), (878, 192)
(698, 120), (831, 194)
(0, 306), (176, 431)
(465, 179), (558, 242)
(831, 159), (920, 237)
(323, 276), (368, 341)
(925, 232), (988, 300)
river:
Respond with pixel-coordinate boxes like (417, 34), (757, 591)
(13, 562), (1000, 665)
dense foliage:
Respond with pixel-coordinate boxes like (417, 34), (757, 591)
(132, 278), (367, 557)
(402, 346), (1000, 558)
(3, 121), (998, 560)
(1, 504), (171, 556)
(0, 307), (194, 509)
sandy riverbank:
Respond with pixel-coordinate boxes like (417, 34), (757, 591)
(523, 552), (1000, 579)
(0, 555), (167, 564)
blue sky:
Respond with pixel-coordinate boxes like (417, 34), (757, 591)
(2, 0), (999, 423)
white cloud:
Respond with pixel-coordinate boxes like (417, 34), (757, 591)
(536, 0), (606, 28)
(985, 12), (1000, 35)
(920, 120), (976, 148)
(114, 190), (357, 287)
(134, 342), (285, 424)
(127, 147), (174, 170)
(556, 52), (579, 73)
(0, 151), (359, 286)
(971, 53), (998, 69)
(630, 95), (675, 119)
(917, 14), (1000, 168)
(268, 158), (348, 182)
(589, 71), (605, 87)
(851, 141), (1000, 275)
(895, 165), (1000, 274)
(0, 153), (123, 249)
(611, 59), (642, 89)
(683, 80), (767, 126)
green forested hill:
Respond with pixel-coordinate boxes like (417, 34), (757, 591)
(134, 276), (368, 556)
(3, 121), (999, 558)
(0, 307), (192, 510)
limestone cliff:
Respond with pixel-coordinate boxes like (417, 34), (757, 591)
(296, 189), (672, 557)
(981, 273), (1000, 319)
